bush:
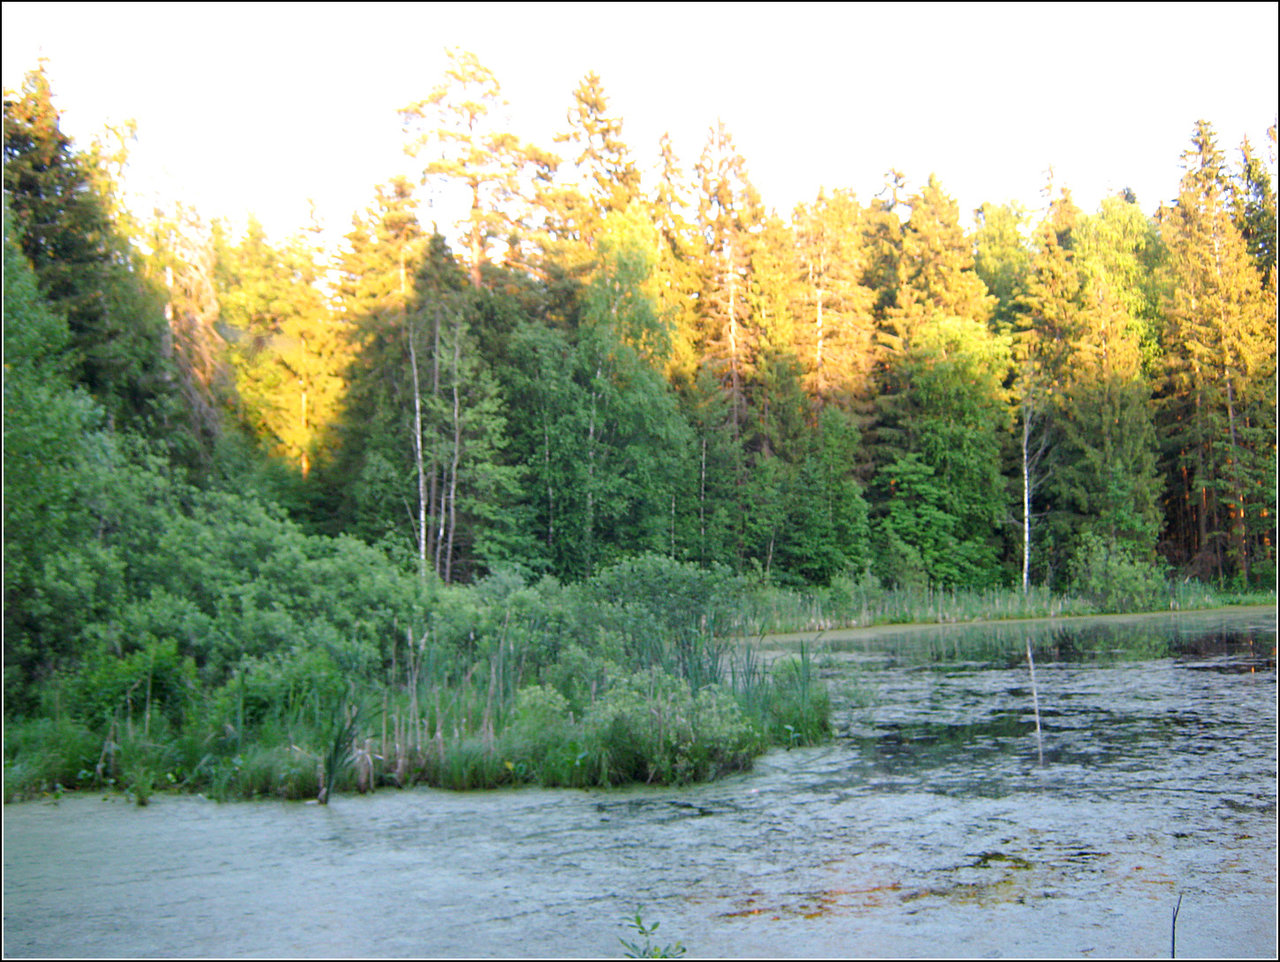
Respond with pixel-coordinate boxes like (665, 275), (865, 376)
(582, 669), (759, 785)
(2, 717), (103, 800)
(1069, 533), (1169, 613)
(502, 685), (581, 785)
(66, 637), (197, 730)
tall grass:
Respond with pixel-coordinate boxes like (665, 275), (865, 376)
(731, 580), (1096, 636)
(730, 573), (1276, 637)
(728, 642), (829, 747)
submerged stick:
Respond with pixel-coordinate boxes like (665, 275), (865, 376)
(1026, 638), (1044, 766)
(1171, 891), (1183, 958)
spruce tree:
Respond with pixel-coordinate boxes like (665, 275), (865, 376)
(1158, 120), (1276, 582)
(4, 64), (181, 442)
(693, 121), (763, 441)
(400, 48), (546, 289)
(1018, 184), (1164, 585)
(1230, 129), (1277, 293)
(506, 209), (690, 579)
(792, 189), (877, 409)
(649, 132), (702, 387)
(870, 175), (1009, 588)
(216, 218), (345, 480)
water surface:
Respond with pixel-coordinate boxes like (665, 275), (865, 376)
(4, 606), (1275, 958)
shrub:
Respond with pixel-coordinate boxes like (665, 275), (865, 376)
(65, 637), (197, 730)
(2, 716), (102, 799)
(582, 669), (758, 785)
(1069, 533), (1169, 613)
(502, 685), (580, 785)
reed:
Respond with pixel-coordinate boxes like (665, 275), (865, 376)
(318, 698), (360, 805)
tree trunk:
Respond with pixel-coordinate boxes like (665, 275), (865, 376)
(443, 318), (463, 584)
(403, 251), (428, 580)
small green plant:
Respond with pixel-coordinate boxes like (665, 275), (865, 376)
(319, 697), (360, 804)
(127, 767), (153, 806)
(619, 906), (686, 959)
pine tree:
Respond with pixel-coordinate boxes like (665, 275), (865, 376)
(547, 73), (641, 250)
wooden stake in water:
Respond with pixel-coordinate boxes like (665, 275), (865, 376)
(1026, 638), (1044, 766)
(1171, 891), (1183, 958)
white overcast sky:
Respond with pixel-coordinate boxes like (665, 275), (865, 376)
(3, 1), (1277, 250)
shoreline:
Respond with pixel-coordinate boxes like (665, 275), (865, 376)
(749, 601), (1278, 647)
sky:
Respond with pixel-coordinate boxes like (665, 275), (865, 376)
(4, 1), (1277, 252)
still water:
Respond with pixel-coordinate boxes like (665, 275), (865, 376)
(4, 606), (1276, 958)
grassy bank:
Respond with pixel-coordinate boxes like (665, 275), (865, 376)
(3, 555), (829, 803)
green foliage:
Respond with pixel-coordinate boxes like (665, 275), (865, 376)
(584, 553), (741, 682)
(728, 643), (829, 747)
(620, 907), (687, 959)
(66, 638), (196, 730)
(4, 65), (192, 449)
(973, 201), (1032, 334)
(581, 669), (758, 785)
(505, 293), (691, 578)
(501, 685), (583, 786)
(1068, 532), (1170, 613)
(763, 647), (831, 746)
(1047, 373), (1163, 582)
(778, 406), (871, 584)
(873, 453), (973, 589)
(4, 203), (115, 709)
(2, 717), (102, 801)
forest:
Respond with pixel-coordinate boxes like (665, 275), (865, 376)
(3, 53), (1276, 801)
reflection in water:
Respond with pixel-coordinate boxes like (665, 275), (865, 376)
(4, 607), (1276, 958)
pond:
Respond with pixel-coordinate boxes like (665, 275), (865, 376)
(4, 606), (1275, 958)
